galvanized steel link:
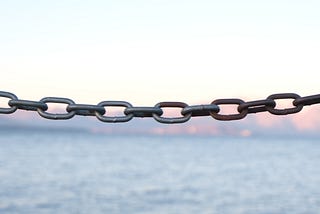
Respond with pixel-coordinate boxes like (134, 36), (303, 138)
(181, 104), (219, 117)
(37, 97), (76, 120)
(67, 104), (106, 116)
(95, 101), (134, 123)
(9, 99), (48, 112)
(1, 90), (320, 123)
(124, 106), (163, 118)
(152, 102), (192, 124)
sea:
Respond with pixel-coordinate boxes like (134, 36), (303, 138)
(0, 130), (319, 214)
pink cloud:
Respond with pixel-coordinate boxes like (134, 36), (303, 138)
(291, 108), (320, 131)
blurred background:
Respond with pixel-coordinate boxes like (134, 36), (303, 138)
(1, 0), (319, 104)
(1, 1), (320, 213)
(1, 0), (320, 135)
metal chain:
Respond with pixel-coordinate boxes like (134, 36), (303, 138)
(1, 91), (320, 124)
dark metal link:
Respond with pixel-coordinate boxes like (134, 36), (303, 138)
(124, 106), (163, 118)
(210, 99), (248, 121)
(37, 97), (76, 120)
(95, 101), (133, 123)
(67, 104), (106, 116)
(238, 99), (276, 114)
(0, 91), (18, 114)
(1, 90), (320, 123)
(152, 102), (192, 124)
(266, 93), (303, 115)
(293, 94), (320, 106)
(181, 104), (219, 117)
(9, 99), (48, 112)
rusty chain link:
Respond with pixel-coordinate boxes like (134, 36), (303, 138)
(1, 91), (320, 124)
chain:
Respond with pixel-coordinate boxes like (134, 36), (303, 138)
(0, 91), (320, 124)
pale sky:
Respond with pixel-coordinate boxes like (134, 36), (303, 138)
(1, 0), (320, 105)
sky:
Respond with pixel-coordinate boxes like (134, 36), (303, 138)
(1, 0), (320, 106)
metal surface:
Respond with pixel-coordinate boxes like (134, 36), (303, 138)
(95, 101), (134, 123)
(210, 99), (248, 121)
(152, 102), (192, 124)
(37, 97), (76, 120)
(67, 104), (106, 116)
(238, 99), (276, 114)
(124, 107), (163, 118)
(9, 99), (48, 112)
(293, 94), (320, 106)
(181, 104), (219, 117)
(266, 93), (303, 115)
(1, 91), (320, 123)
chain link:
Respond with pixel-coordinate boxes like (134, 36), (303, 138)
(37, 97), (76, 120)
(181, 104), (219, 117)
(266, 93), (303, 115)
(210, 99), (248, 121)
(124, 106), (163, 118)
(95, 101), (134, 123)
(293, 94), (320, 106)
(67, 104), (106, 116)
(9, 99), (48, 112)
(238, 99), (276, 114)
(152, 102), (192, 124)
(0, 90), (319, 123)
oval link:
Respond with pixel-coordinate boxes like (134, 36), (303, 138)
(0, 91), (18, 114)
(152, 102), (191, 124)
(124, 106), (163, 118)
(37, 97), (76, 120)
(210, 99), (248, 121)
(266, 93), (303, 115)
(238, 99), (276, 114)
(95, 101), (133, 123)
(9, 99), (48, 112)
(67, 104), (106, 116)
(181, 104), (219, 117)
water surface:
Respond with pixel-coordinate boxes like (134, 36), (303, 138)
(0, 131), (319, 214)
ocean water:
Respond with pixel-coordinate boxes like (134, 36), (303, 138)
(0, 131), (320, 214)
